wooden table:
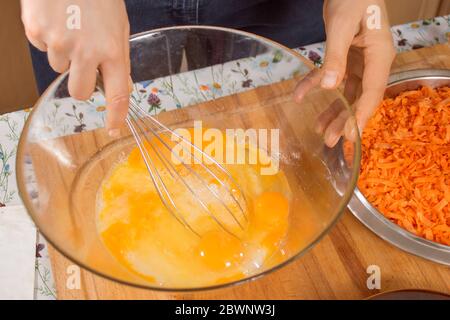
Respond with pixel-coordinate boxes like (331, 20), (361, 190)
(47, 44), (450, 300)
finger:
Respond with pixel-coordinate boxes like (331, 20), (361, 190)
(100, 57), (130, 134)
(324, 109), (350, 147)
(22, 7), (47, 52)
(123, 25), (131, 76)
(342, 72), (361, 105)
(354, 45), (394, 134)
(27, 36), (47, 52)
(354, 88), (384, 135)
(321, 17), (359, 89)
(123, 29), (134, 93)
(68, 59), (98, 101)
(321, 73), (361, 144)
(293, 68), (322, 103)
(47, 49), (70, 73)
(315, 98), (346, 135)
(349, 82), (387, 143)
(344, 115), (358, 144)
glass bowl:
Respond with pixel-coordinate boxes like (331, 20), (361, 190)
(16, 26), (360, 291)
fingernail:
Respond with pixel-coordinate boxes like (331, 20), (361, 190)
(358, 124), (364, 136)
(348, 126), (356, 142)
(321, 71), (338, 89)
(108, 128), (121, 138)
(344, 120), (356, 142)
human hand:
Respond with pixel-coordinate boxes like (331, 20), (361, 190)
(294, 0), (395, 147)
(21, 0), (131, 136)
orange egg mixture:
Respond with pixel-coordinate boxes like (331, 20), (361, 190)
(97, 130), (291, 287)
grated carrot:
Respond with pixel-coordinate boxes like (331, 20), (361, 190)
(358, 85), (450, 246)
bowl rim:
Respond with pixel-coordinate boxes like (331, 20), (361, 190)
(16, 25), (361, 292)
(348, 69), (450, 266)
(366, 288), (450, 300)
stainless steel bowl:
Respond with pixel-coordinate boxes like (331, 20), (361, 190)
(348, 69), (450, 266)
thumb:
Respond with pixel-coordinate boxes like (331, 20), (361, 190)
(321, 18), (358, 89)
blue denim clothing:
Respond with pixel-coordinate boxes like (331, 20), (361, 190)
(30, 0), (325, 93)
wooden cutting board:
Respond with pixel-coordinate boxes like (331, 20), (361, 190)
(46, 44), (450, 300)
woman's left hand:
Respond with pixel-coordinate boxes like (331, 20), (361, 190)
(294, 0), (396, 147)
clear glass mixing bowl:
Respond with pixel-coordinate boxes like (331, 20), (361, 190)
(16, 26), (360, 291)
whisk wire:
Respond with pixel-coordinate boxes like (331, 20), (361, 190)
(125, 116), (200, 236)
(127, 111), (236, 236)
(128, 103), (246, 231)
(96, 80), (248, 238)
(127, 101), (247, 237)
(130, 98), (248, 222)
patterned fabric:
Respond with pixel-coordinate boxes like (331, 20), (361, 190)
(0, 15), (448, 299)
(28, 47), (307, 142)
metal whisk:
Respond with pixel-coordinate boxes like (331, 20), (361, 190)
(97, 81), (248, 238)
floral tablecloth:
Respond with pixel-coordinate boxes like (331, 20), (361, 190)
(0, 16), (448, 300)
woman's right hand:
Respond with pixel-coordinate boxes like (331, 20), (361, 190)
(21, 0), (131, 136)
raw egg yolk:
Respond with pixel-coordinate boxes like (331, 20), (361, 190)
(196, 231), (245, 271)
(252, 191), (289, 248)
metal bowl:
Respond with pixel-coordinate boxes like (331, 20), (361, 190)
(348, 69), (450, 266)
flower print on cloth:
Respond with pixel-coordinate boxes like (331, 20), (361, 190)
(0, 112), (29, 206)
(28, 45), (310, 142)
(147, 93), (162, 114)
(391, 15), (450, 52)
(22, 15), (450, 143)
(34, 237), (57, 300)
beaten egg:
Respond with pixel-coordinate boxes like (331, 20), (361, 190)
(97, 129), (291, 287)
